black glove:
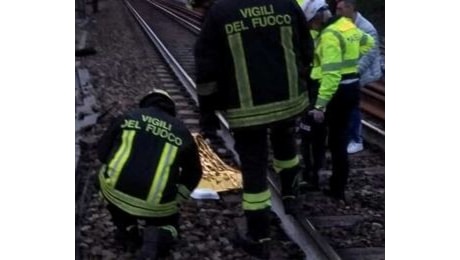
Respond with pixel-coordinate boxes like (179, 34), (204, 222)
(198, 91), (221, 139)
(199, 111), (220, 140)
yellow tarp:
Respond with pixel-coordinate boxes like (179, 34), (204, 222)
(193, 133), (242, 192)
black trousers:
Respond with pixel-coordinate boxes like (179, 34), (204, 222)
(106, 202), (179, 253)
(325, 81), (360, 192)
(107, 203), (179, 232)
(299, 113), (327, 186)
(232, 119), (299, 239)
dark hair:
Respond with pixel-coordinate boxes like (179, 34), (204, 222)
(338, 0), (357, 9)
(139, 94), (176, 116)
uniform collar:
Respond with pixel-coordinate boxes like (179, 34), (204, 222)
(320, 16), (341, 31)
(354, 12), (362, 23)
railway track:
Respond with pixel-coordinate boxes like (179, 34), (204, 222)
(125, 1), (384, 259)
(75, 0), (385, 259)
(76, 0), (303, 258)
(149, 0), (385, 152)
(154, 0), (385, 130)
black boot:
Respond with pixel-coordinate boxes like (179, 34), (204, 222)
(280, 166), (301, 195)
(234, 231), (270, 259)
(307, 171), (320, 191)
(279, 166), (301, 214)
(298, 180), (309, 194)
(233, 213), (271, 259)
(298, 169), (309, 194)
(323, 188), (346, 201)
(114, 225), (141, 252)
(299, 170), (320, 193)
(138, 226), (159, 260)
(282, 196), (300, 215)
(138, 226), (174, 260)
(324, 177), (346, 201)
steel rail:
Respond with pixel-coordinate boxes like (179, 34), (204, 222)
(147, 0), (201, 33)
(123, 0), (340, 258)
(150, 0), (385, 140)
(124, 0), (338, 258)
(124, 0), (235, 160)
(122, 1), (386, 258)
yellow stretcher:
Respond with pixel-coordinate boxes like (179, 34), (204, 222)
(192, 133), (242, 192)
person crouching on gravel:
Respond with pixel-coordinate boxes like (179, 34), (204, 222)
(96, 89), (203, 259)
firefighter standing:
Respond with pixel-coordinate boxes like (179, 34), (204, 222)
(194, 0), (314, 258)
(303, 0), (374, 199)
(97, 89), (203, 260)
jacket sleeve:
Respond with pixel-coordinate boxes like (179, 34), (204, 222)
(358, 27), (377, 74)
(176, 134), (203, 203)
(194, 8), (223, 132)
(97, 116), (123, 163)
(194, 7), (220, 97)
(315, 31), (343, 108)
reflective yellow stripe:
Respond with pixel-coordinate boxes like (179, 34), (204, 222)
(321, 62), (342, 72)
(147, 145), (170, 202)
(322, 59), (359, 72)
(147, 143), (179, 204)
(176, 184), (191, 203)
(281, 26), (298, 99)
(99, 173), (178, 217)
(99, 140), (180, 218)
(160, 225), (178, 238)
(243, 190), (271, 211)
(102, 186), (177, 211)
(102, 190), (178, 217)
(107, 131), (128, 177)
(316, 97), (329, 108)
(321, 29), (346, 57)
(107, 130), (136, 186)
(226, 95), (308, 128)
(273, 156), (299, 173)
(155, 144), (178, 204)
(100, 174), (177, 209)
(243, 189), (271, 202)
(341, 59), (359, 67)
(360, 33), (368, 46)
(98, 164), (107, 177)
(227, 92), (307, 118)
(177, 184), (191, 198)
(228, 33), (253, 108)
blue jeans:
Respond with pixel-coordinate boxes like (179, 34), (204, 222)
(348, 105), (363, 144)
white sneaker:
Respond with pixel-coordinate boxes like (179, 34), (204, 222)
(347, 142), (363, 154)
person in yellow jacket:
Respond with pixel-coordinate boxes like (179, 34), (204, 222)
(295, 3), (328, 191)
(302, 0), (374, 200)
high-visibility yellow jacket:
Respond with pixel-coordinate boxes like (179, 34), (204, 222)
(310, 29), (319, 42)
(311, 16), (374, 109)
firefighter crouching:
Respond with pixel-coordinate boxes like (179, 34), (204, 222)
(97, 89), (203, 259)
